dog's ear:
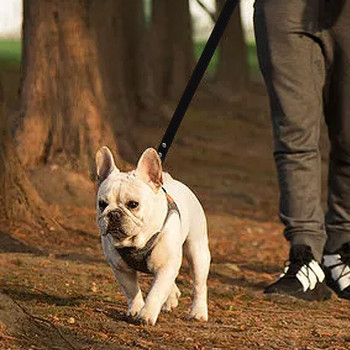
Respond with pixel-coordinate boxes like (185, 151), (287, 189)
(136, 148), (163, 191)
(95, 146), (119, 185)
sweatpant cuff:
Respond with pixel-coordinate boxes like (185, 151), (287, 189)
(287, 232), (326, 263)
(324, 230), (350, 254)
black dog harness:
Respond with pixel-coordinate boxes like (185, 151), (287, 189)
(115, 189), (180, 274)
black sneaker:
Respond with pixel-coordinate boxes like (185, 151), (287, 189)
(264, 245), (332, 301)
(323, 242), (350, 300)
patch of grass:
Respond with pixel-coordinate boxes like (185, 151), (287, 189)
(0, 39), (21, 66)
(194, 40), (259, 76)
(0, 38), (259, 71)
(0, 40), (21, 105)
(194, 41), (219, 73)
(247, 41), (259, 75)
(0, 38), (258, 77)
(194, 41), (219, 74)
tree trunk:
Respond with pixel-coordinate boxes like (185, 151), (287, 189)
(151, 0), (195, 101)
(215, 0), (249, 90)
(91, 0), (148, 158)
(0, 107), (58, 231)
(122, 1), (150, 108)
(16, 0), (141, 173)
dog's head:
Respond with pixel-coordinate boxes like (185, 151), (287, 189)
(95, 147), (167, 249)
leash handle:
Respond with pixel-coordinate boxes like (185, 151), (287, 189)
(157, 0), (239, 162)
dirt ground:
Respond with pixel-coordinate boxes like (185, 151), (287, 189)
(1, 83), (350, 350)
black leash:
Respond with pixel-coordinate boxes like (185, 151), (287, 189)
(157, 0), (239, 162)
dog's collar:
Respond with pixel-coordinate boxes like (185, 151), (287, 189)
(116, 188), (180, 274)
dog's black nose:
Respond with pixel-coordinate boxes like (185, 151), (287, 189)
(107, 210), (122, 221)
(106, 209), (127, 240)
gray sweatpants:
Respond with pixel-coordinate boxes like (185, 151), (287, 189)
(254, 0), (350, 262)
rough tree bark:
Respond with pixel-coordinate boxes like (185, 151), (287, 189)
(16, 0), (143, 173)
(0, 107), (57, 230)
(151, 0), (195, 101)
(215, 0), (249, 90)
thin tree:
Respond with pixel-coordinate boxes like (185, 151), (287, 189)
(91, 0), (149, 141)
(215, 0), (249, 90)
(151, 0), (195, 101)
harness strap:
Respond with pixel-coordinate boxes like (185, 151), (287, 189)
(116, 189), (180, 274)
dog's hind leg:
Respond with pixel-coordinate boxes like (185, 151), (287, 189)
(162, 283), (181, 312)
(184, 223), (210, 321)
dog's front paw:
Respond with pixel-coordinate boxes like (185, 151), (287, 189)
(127, 296), (145, 318)
(136, 307), (159, 325)
(189, 303), (208, 322)
(162, 284), (181, 312)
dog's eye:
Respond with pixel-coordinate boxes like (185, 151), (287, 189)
(127, 201), (139, 210)
(99, 200), (108, 211)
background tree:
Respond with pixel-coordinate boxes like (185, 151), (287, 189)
(91, 0), (149, 154)
(151, 0), (195, 101)
(16, 0), (145, 173)
(215, 0), (249, 90)
(0, 104), (57, 231)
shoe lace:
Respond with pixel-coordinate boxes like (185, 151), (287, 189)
(342, 251), (350, 266)
(338, 251), (350, 281)
(284, 261), (310, 279)
(283, 249), (316, 280)
(283, 260), (302, 277)
(328, 245), (350, 282)
(284, 247), (313, 276)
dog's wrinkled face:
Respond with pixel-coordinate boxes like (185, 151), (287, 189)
(96, 147), (166, 249)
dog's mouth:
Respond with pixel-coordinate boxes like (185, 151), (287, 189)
(103, 208), (130, 241)
(106, 224), (128, 241)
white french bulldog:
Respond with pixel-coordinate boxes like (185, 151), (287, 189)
(95, 146), (210, 325)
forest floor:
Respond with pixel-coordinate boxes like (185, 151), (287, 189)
(1, 62), (350, 349)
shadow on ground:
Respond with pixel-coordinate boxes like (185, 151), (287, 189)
(0, 231), (43, 255)
(1, 286), (86, 307)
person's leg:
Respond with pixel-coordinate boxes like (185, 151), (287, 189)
(324, 0), (350, 253)
(254, 0), (327, 262)
(322, 1), (350, 299)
